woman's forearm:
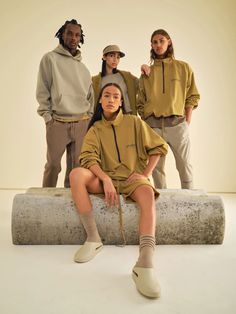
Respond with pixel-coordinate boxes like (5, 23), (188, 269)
(89, 164), (110, 182)
(142, 154), (160, 178)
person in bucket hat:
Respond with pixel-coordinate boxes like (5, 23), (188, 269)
(92, 44), (149, 115)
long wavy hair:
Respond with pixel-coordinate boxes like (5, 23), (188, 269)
(88, 83), (127, 130)
(150, 29), (174, 64)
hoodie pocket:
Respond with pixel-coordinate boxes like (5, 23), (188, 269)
(56, 94), (89, 115)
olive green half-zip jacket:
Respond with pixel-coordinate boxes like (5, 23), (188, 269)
(92, 70), (138, 115)
(79, 110), (168, 180)
(137, 58), (200, 119)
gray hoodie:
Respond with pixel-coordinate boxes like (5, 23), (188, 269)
(36, 44), (94, 123)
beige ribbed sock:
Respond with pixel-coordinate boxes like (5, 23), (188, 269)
(79, 211), (101, 243)
(135, 235), (156, 268)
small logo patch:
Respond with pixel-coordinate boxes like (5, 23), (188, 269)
(126, 144), (135, 148)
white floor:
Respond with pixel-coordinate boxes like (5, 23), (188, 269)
(0, 190), (236, 314)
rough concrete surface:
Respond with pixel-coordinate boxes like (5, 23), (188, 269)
(11, 188), (225, 245)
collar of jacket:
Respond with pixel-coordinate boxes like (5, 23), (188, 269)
(101, 109), (124, 127)
(53, 44), (82, 61)
(153, 57), (173, 65)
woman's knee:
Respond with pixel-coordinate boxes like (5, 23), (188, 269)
(137, 185), (155, 198)
(69, 167), (88, 185)
(131, 185), (155, 205)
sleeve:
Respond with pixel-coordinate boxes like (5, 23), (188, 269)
(87, 83), (95, 116)
(92, 75), (100, 109)
(36, 54), (53, 123)
(79, 127), (102, 169)
(138, 118), (168, 157)
(185, 65), (200, 109)
(131, 73), (139, 91)
(137, 75), (146, 119)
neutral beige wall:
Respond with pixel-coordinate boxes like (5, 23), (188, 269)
(0, 0), (236, 191)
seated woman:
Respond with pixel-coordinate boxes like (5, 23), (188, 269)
(70, 83), (168, 298)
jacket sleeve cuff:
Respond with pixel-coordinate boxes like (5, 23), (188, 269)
(185, 103), (197, 109)
(148, 146), (168, 157)
(80, 160), (100, 169)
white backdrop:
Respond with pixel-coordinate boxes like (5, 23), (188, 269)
(0, 0), (235, 191)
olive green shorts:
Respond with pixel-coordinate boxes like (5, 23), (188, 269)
(112, 178), (159, 200)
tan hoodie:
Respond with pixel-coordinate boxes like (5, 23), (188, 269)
(79, 110), (168, 181)
(36, 44), (94, 123)
(137, 58), (200, 119)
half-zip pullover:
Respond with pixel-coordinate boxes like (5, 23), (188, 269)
(79, 111), (168, 181)
(137, 58), (200, 120)
(111, 125), (121, 163)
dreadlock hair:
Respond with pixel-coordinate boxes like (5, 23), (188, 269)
(88, 83), (127, 130)
(55, 19), (84, 48)
(101, 55), (119, 77)
(150, 29), (174, 64)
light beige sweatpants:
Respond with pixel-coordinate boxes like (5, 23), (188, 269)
(152, 121), (193, 189)
(43, 119), (89, 187)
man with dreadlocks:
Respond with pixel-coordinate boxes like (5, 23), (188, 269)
(36, 19), (94, 187)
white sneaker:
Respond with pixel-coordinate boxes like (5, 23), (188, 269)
(74, 242), (103, 263)
(132, 266), (161, 298)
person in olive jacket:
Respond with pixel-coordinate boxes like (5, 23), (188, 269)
(138, 29), (200, 189)
(70, 83), (168, 299)
(92, 44), (149, 115)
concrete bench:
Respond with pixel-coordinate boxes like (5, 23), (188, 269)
(11, 188), (225, 245)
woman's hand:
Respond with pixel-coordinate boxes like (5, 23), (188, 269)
(102, 177), (118, 207)
(126, 172), (147, 184)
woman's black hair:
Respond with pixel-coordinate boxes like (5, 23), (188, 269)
(150, 29), (174, 63)
(88, 83), (127, 130)
(55, 19), (84, 48)
(101, 55), (118, 77)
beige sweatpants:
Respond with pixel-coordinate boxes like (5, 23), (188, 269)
(43, 119), (89, 187)
(152, 121), (193, 189)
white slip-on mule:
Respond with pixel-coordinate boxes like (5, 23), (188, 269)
(74, 242), (103, 263)
(132, 266), (161, 298)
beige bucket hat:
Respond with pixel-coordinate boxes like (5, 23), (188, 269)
(103, 45), (125, 57)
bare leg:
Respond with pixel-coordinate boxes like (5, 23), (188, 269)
(130, 185), (156, 236)
(70, 167), (104, 263)
(70, 167), (104, 213)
